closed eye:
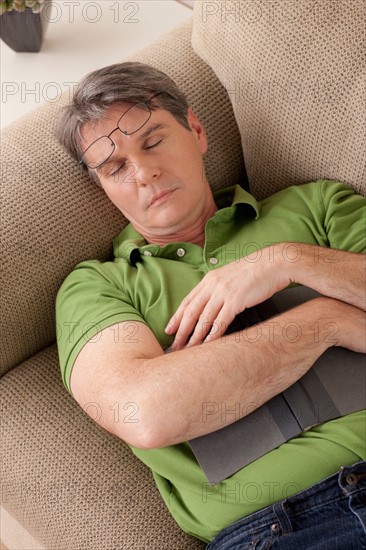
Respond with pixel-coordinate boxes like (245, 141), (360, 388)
(145, 139), (162, 150)
(106, 162), (126, 177)
(102, 138), (163, 178)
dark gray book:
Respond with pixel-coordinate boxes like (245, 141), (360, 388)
(188, 287), (366, 485)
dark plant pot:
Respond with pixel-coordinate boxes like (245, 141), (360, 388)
(0, 7), (47, 52)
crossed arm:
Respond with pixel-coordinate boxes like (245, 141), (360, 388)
(70, 242), (365, 450)
(166, 242), (366, 349)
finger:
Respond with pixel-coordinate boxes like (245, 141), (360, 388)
(171, 304), (200, 351)
(185, 299), (225, 348)
(165, 296), (192, 335)
(165, 284), (203, 335)
(204, 304), (238, 343)
(171, 293), (216, 350)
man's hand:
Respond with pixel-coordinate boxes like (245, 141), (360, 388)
(165, 245), (289, 350)
(165, 242), (366, 351)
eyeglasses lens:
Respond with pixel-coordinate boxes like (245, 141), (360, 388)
(81, 102), (152, 169)
(81, 137), (114, 169)
(117, 102), (151, 135)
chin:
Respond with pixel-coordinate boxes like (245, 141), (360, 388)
(153, 210), (186, 229)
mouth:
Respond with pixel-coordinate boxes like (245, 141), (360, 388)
(149, 188), (177, 207)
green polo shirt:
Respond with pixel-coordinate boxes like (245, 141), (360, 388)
(56, 180), (366, 542)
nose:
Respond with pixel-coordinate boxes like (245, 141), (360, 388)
(133, 157), (161, 187)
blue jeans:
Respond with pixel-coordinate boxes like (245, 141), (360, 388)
(207, 461), (366, 549)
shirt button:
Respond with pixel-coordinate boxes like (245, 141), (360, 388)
(143, 250), (152, 257)
(176, 248), (186, 257)
(209, 257), (219, 265)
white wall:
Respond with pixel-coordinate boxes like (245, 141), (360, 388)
(0, 0), (191, 128)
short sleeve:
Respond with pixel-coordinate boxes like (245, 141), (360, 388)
(56, 260), (147, 393)
(320, 180), (366, 253)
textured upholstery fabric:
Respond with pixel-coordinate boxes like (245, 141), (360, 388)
(0, 346), (204, 550)
(0, 104), (124, 377)
(2, 7), (365, 548)
(0, 17), (245, 378)
(1, 17), (242, 549)
(192, 0), (366, 199)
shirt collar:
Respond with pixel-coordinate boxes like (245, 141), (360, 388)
(213, 184), (260, 219)
(113, 185), (260, 262)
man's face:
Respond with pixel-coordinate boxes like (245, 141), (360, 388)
(80, 103), (213, 243)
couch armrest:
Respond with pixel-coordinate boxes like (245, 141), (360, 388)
(0, 18), (246, 377)
(0, 103), (124, 376)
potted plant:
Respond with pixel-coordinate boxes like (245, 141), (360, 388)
(0, 0), (48, 52)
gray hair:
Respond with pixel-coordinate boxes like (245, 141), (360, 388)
(55, 62), (190, 183)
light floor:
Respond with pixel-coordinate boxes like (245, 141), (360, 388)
(0, 0), (192, 129)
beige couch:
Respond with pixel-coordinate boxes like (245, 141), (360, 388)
(1, 1), (365, 548)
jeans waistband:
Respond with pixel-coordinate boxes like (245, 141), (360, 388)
(211, 460), (366, 538)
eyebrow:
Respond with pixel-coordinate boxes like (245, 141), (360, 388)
(138, 122), (167, 141)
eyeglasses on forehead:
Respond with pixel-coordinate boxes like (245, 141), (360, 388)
(79, 92), (169, 170)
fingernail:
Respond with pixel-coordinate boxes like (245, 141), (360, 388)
(165, 323), (172, 334)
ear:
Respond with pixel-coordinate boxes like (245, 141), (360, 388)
(187, 108), (208, 154)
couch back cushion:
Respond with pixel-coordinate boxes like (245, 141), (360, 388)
(1, 19), (246, 377)
(192, 0), (366, 199)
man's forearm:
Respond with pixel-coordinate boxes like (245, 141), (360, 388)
(166, 242), (365, 350)
(131, 297), (358, 449)
(284, 243), (366, 310)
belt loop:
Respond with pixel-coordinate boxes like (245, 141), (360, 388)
(272, 498), (293, 535)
